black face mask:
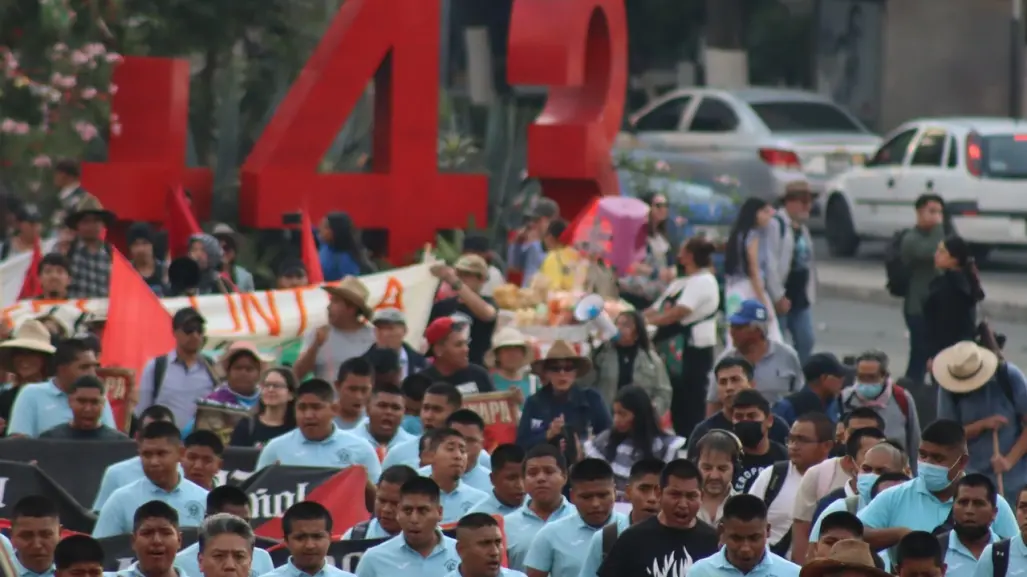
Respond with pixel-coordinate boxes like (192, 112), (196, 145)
(734, 421), (765, 449)
(953, 522), (990, 542)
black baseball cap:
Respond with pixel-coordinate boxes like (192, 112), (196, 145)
(172, 307), (205, 330)
(803, 352), (851, 382)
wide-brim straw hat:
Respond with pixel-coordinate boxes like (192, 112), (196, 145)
(0, 319), (56, 372)
(220, 341), (274, 373)
(322, 276), (373, 319)
(64, 194), (116, 228)
(530, 339), (591, 376)
(484, 327), (534, 369)
(800, 540), (892, 577)
(932, 340), (1000, 394)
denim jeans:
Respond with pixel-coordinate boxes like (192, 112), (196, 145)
(905, 313), (929, 383)
(784, 306), (815, 365)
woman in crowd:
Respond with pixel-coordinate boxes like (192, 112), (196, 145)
(692, 429), (742, 525)
(0, 320), (55, 435)
(213, 225), (255, 293)
(184, 341), (270, 435)
(188, 233), (231, 294)
(486, 327), (539, 404)
(723, 197), (782, 343)
(319, 212), (376, 281)
(644, 236), (721, 436)
(618, 193), (679, 308)
(584, 385), (684, 499)
(581, 310), (671, 416)
(924, 234), (986, 360)
(230, 366), (298, 448)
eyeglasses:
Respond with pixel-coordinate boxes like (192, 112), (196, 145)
(546, 363), (577, 373)
(262, 382), (289, 391)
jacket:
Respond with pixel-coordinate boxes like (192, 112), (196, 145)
(764, 209), (817, 304)
(899, 224), (944, 316)
(516, 384), (611, 449)
(363, 343), (428, 376)
(580, 343), (672, 415)
(923, 270), (980, 358)
(231, 265), (255, 293)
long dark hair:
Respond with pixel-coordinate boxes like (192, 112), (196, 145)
(604, 385), (662, 462)
(646, 194), (668, 238)
(256, 367), (298, 429)
(724, 197), (769, 277)
(324, 212), (375, 273)
(942, 235), (985, 302)
(617, 311), (654, 359)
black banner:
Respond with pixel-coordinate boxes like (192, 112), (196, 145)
(0, 460), (97, 533)
(236, 466), (341, 527)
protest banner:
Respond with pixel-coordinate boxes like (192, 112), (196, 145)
(97, 367), (136, 432)
(242, 466), (370, 540)
(463, 390), (521, 451)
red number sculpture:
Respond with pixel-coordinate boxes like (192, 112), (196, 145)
(507, 0), (628, 222)
(240, 0), (488, 262)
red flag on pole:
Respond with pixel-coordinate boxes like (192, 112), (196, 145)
(300, 208), (324, 284)
(101, 250), (176, 429)
(165, 186), (201, 258)
(17, 240), (42, 299)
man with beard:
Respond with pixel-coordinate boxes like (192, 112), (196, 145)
(597, 459), (719, 577)
(504, 445), (575, 572)
(936, 474), (999, 575)
(688, 495), (800, 577)
(694, 430), (741, 526)
(342, 465), (420, 540)
(176, 487), (275, 577)
(8, 496), (59, 577)
(730, 389), (788, 492)
(110, 501), (184, 577)
(259, 502), (354, 577)
(445, 513), (527, 577)
(351, 383), (417, 457)
(426, 428), (489, 523)
(383, 383), (491, 470)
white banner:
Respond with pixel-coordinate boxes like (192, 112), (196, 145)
(3, 264), (441, 348)
(0, 239), (57, 307)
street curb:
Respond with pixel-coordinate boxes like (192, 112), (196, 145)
(819, 281), (1027, 323)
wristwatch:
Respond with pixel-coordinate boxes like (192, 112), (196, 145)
(449, 278), (464, 291)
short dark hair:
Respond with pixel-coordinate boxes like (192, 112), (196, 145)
(419, 429), (439, 456)
(337, 356), (374, 383)
(401, 373), (432, 401)
(795, 412), (835, 443)
(366, 347), (401, 375)
(915, 193), (945, 210)
(185, 430), (225, 456)
(446, 408), (485, 431)
(722, 494), (767, 523)
(139, 404), (176, 425)
(525, 443), (568, 474)
(428, 427), (464, 452)
(296, 378), (335, 402)
(424, 382), (462, 408)
(54, 338), (91, 367)
(629, 457), (665, 483)
(54, 535), (105, 569)
(896, 530), (944, 567)
(12, 496), (58, 523)
(714, 357), (754, 381)
(547, 219), (568, 239)
(491, 444), (526, 471)
(282, 501), (332, 536)
(206, 486), (249, 516)
(38, 252), (70, 275)
(843, 407), (885, 430)
(68, 375), (104, 395)
(730, 389), (770, 416)
(379, 465), (419, 487)
(819, 511), (864, 538)
(455, 512), (499, 537)
(55, 158), (80, 178)
(133, 500), (179, 532)
(872, 472), (911, 498)
(956, 473), (998, 507)
(371, 382), (404, 399)
(140, 421), (183, 443)
(569, 458), (614, 486)
(921, 419), (967, 449)
(401, 476), (441, 503)
(845, 427), (885, 459)
(659, 459), (700, 488)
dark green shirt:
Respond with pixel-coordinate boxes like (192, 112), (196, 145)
(900, 224), (944, 316)
(39, 423), (129, 440)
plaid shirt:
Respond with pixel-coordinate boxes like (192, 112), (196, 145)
(68, 242), (111, 298)
(585, 431), (686, 498)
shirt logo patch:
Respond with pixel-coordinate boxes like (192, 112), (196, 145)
(445, 560), (458, 572)
(531, 419), (543, 430)
(185, 501), (204, 521)
(336, 449), (352, 465)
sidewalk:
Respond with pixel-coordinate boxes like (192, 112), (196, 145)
(817, 260), (1027, 321)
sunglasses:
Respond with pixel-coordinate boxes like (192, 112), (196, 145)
(545, 362), (578, 373)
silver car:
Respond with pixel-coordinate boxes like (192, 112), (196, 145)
(616, 87), (881, 226)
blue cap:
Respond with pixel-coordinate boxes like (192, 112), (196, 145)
(728, 299), (769, 326)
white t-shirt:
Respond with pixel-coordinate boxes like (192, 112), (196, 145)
(656, 271), (720, 348)
(747, 461), (803, 558)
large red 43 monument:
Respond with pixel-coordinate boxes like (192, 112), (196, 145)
(80, 0), (627, 262)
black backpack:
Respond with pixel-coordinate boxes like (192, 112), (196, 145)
(763, 461), (793, 556)
(601, 522), (619, 560)
(349, 520), (371, 540)
(936, 532), (1010, 577)
(884, 229), (911, 297)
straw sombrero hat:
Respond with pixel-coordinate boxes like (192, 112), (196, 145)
(64, 194), (116, 228)
(932, 340), (1000, 394)
(800, 540), (891, 577)
(0, 320), (56, 372)
(484, 327), (534, 369)
(530, 339), (591, 376)
(322, 276), (373, 319)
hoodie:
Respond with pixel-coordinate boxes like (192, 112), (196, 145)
(189, 233), (226, 294)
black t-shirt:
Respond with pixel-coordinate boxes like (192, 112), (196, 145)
(418, 364), (495, 395)
(784, 227), (811, 309)
(685, 412), (790, 455)
(38, 424), (129, 440)
(733, 441), (789, 492)
(429, 296), (497, 366)
(599, 516), (720, 577)
(229, 417), (296, 448)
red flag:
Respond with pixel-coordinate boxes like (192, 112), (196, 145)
(101, 250), (176, 430)
(165, 186), (201, 258)
(254, 467), (369, 540)
(300, 208), (324, 284)
(17, 240), (42, 299)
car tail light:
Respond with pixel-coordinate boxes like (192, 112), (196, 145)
(759, 148), (802, 169)
(966, 132), (983, 177)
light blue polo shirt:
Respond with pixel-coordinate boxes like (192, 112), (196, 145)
(524, 511), (628, 577)
(354, 533), (460, 577)
(1, 532), (12, 559)
(104, 563), (189, 577)
(858, 476), (1018, 538)
(258, 557), (355, 577)
(92, 457), (186, 511)
(417, 465), (493, 494)
(93, 476), (209, 538)
(415, 478), (488, 524)
(576, 514), (632, 577)
(467, 492), (527, 517)
(504, 498), (576, 572)
(689, 547), (800, 577)
(10, 551), (55, 577)
(350, 421), (415, 453)
(175, 541), (275, 577)
(334, 413), (367, 431)
(382, 438), (491, 471)
(256, 426), (382, 483)
(975, 536), (1027, 577)
(7, 379), (116, 437)
(944, 529), (998, 576)
(340, 519), (396, 541)
(810, 495), (864, 541)
(443, 569), (527, 577)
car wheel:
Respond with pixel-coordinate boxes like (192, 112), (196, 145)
(825, 196), (860, 257)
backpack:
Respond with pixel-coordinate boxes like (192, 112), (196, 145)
(885, 229), (911, 297)
(601, 522), (619, 560)
(843, 494), (860, 514)
(952, 362), (1015, 408)
(844, 384), (913, 421)
(936, 532), (1010, 577)
(763, 461), (793, 556)
(773, 214), (789, 239)
(152, 354), (219, 402)
(349, 520), (371, 540)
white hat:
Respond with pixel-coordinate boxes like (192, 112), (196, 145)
(484, 327), (534, 369)
(932, 341), (1000, 394)
(0, 320), (56, 372)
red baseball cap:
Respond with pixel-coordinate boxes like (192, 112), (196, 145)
(424, 317), (467, 350)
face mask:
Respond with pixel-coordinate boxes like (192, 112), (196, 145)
(401, 414), (423, 436)
(953, 523), (990, 541)
(918, 460), (955, 492)
(855, 381), (884, 399)
(856, 473), (878, 501)
(734, 421), (765, 449)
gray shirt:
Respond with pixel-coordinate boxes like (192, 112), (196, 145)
(39, 423), (128, 440)
(300, 325), (376, 381)
(841, 383), (921, 468)
(134, 350), (219, 428)
(706, 341), (805, 406)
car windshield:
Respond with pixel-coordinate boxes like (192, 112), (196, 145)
(750, 101), (865, 133)
(982, 135), (1027, 179)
